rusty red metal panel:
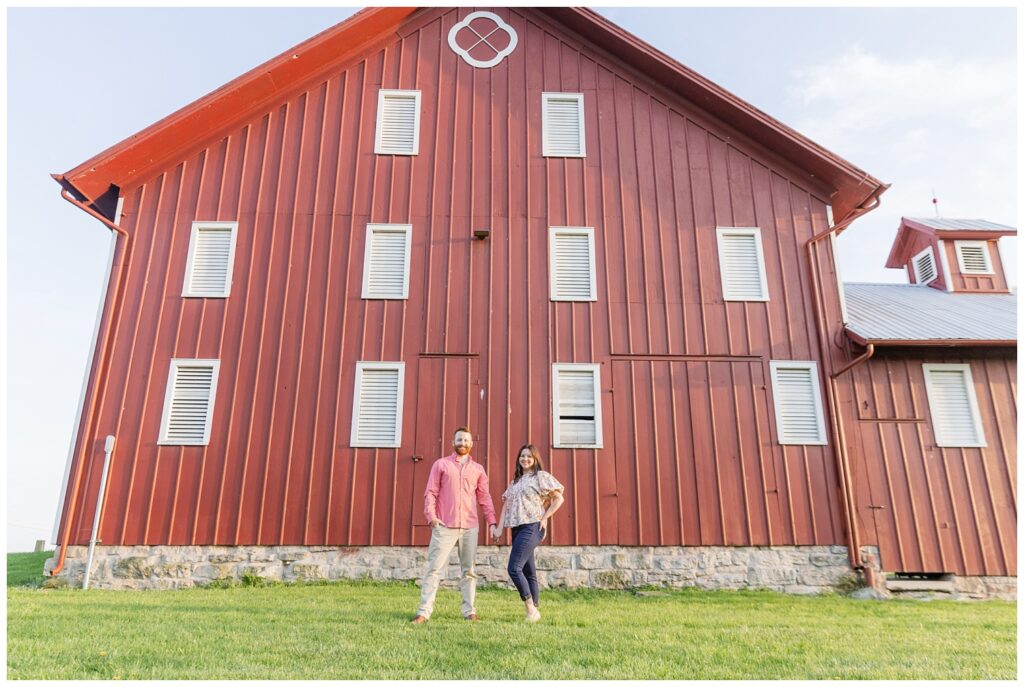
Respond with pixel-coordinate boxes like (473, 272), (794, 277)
(60, 7), (889, 555)
(848, 352), (1016, 576)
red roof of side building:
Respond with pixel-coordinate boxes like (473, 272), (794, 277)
(55, 7), (887, 226)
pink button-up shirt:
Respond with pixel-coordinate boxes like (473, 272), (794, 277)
(423, 453), (497, 529)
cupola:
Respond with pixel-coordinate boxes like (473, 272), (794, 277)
(885, 217), (1015, 293)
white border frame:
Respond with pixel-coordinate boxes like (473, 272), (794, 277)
(911, 245), (938, 285)
(922, 363), (987, 448)
(447, 11), (519, 69)
(953, 240), (994, 275)
(158, 358), (221, 445)
(552, 363), (603, 448)
(182, 221), (239, 298)
(769, 360), (828, 446)
(350, 361), (406, 448)
(542, 92), (586, 158)
(361, 223), (413, 299)
(716, 226), (770, 301)
(549, 226), (597, 301)
(374, 89), (421, 156)
(936, 240), (954, 292)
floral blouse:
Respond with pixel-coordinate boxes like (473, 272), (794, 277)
(501, 470), (564, 528)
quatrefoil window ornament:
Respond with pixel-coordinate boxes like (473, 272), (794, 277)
(447, 11), (518, 69)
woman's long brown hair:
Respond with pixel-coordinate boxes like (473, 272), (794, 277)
(513, 444), (544, 483)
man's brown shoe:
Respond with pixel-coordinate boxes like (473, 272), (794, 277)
(464, 614), (479, 621)
(410, 615), (428, 624)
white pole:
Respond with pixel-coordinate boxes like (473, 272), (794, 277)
(83, 435), (115, 590)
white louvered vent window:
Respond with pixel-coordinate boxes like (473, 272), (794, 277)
(542, 93), (585, 157)
(552, 364), (603, 448)
(375, 90), (420, 155)
(912, 246), (938, 285)
(362, 224), (412, 299)
(923, 364), (986, 447)
(716, 227), (770, 301)
(769, 361), (827, 445)
(158, 359), (221, 445)
(350, 362), (406, 448)
(182, 222), (238, 297)
(549, 227), (597, 301)
(954, 241), (993, 275)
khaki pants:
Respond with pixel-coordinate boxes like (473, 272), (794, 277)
(416, 525), (479, 618)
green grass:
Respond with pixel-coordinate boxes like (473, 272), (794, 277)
(6, 553), (1017, 680)
(6, 551), (53, 588)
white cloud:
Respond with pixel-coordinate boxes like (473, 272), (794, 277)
(789, 45), (1017, 286)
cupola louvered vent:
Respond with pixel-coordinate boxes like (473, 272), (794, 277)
(351, 363), (405, 447)
(375, 90), (420, 155)
(717, 227), (769, 301)
(362, 224), (412, 299)
(550, 227), (596, 301)
(183, 222), (237, 297)
(158, 360), (220, 445)
(955, 241), (993, 275)
(542, 93), (585, 157)
(553, 364), (602, 447)
(923, 364), (986, 447)
(912, 247), (937, 285)
(770, 362), (827, 445)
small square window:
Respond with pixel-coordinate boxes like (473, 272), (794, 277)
(549, 227), (597, 301)
(542, 93), (585, 157)
(552, 364), (602, 448)
(375, 90), (421, 156)
(182, 222), (238, 297)
(954, 241), (994, 275)
(158, 359), (221, 445)
(717, 227), (769, 301)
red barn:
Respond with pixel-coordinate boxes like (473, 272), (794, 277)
(47, 7), (1015, 598)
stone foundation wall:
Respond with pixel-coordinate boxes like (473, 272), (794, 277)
(45, 545), (1015, 599)
(48, 544), (855, 593)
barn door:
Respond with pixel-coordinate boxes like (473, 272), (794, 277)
(410, 356), (483, 546)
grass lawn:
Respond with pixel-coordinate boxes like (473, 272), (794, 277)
(6, 552), (1016, 680)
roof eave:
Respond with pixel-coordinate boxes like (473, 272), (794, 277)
(547, 7), (887, 225)
(58, 6), (418, 202)
(844, 328), (1016, 348)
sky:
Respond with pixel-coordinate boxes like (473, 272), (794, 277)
(5, 5), (1017, 552)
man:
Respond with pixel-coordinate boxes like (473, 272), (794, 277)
(411, 427), (497, 623)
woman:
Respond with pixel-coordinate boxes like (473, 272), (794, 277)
(491, 444), (564, 622)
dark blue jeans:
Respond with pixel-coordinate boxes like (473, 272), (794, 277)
(507, 522), (543, 605)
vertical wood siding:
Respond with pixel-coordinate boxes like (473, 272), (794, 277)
(848, 351), (1016, 575)
(941, 239), (1010, 293)
(62, 7), (847, 548)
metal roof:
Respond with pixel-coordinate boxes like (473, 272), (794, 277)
(843, 282), (1017, 344)
(903, 217), (1016, 232)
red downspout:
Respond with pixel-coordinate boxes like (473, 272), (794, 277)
(49, 183), (130, 577)
(804, 185), (886, 574)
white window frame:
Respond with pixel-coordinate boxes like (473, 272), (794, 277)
(922, 363), (987, 448)
(552, 363), (603, 448)
(374, 89), (421, 156)
(716, 226), (770, 302)
(182, 221), (238, 298)
(954, 240), (994, 275)
(350, 361), (406, 448)
(549, 226), (597, 302)
(158, 358), (221, 446)
(911, 246), (938, 285)
(769, 361), (828, 446)
(361, 223), (413, 300)
(542, 92), (586, 158)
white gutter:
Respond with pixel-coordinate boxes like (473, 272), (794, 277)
(82, 434), (115, 590)
(50, 197), (123, 544)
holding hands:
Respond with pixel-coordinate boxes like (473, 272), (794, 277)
(490, 524), (502, 540)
